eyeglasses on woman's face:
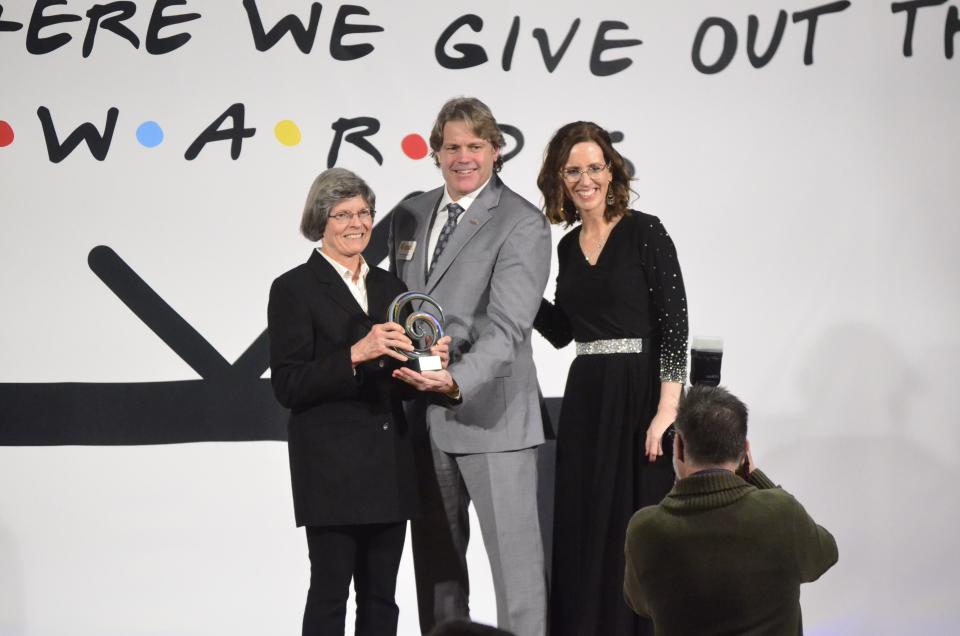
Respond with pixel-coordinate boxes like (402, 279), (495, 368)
(329, 208), (374, 224)
(561, 163), (610, 182)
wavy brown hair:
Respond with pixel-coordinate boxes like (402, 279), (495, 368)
(429, 97), (505, 173)
(537, 121), (633, 227)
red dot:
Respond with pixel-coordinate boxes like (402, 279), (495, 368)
(401, 133), (428, 160)
(0, 121), (14, 147)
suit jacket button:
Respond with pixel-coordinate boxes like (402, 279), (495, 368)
(382, 423), (389, 431)
(378, 360), (385, 368)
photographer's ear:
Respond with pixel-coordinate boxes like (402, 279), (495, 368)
(674, 432), (685, 463)
(736, 439), (754, 479)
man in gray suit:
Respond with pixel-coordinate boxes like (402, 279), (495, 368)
(389, 97), (551, 636)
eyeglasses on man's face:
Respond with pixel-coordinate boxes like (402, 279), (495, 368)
(561, 163), (610, 182)
(329, 208), (375, 224)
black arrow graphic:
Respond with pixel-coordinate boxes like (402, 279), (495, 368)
(0, 205), (560, 446)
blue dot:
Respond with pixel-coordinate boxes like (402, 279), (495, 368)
(136, 121), (164, 148)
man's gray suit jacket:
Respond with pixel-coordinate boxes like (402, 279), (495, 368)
(389, 176), (552, 454)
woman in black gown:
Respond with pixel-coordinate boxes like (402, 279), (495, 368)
(534, 122), (688, 636)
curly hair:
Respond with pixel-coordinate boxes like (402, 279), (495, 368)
(536, 121), (633, 227)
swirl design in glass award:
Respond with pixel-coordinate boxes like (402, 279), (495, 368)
(387, 291), (445, 372)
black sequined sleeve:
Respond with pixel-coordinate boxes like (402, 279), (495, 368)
(534, 297), (573, 349)
(638, 213), (688, 383)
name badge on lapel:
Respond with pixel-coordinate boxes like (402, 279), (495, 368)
(398, 240), (417, 261)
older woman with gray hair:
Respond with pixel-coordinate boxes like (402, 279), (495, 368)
(268, 167), (449, 636)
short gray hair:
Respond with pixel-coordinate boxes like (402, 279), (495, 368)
(300, 168), (376, 241)
(675, 385), (749, 465)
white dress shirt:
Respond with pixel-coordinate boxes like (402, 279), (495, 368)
(317, 248), (370, 314)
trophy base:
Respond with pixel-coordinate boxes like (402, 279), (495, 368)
(409, 355), (442, 372)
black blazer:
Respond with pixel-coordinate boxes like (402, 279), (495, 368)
(268, 250), (419, 527)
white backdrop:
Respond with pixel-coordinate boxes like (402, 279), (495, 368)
(2, 1), (959, 634)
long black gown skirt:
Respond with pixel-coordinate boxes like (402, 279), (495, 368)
(550, 351), (675, 636)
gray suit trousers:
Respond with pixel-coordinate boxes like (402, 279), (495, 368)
(411, 437), (546, 636)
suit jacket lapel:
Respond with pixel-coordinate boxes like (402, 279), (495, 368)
(426, 178), (502, 292)
(409, 192), (441, 292)
(306, 250), (368, 320)
(366, 269), (394, 325)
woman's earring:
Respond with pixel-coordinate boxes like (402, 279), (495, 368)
(606, 191), (615, 205)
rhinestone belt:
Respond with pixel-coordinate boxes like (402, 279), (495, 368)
(575, 338), (645, 356)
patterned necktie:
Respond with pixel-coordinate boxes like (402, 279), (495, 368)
(429, 202), (464, 273)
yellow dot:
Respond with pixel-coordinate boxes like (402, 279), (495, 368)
(275, 120), (302, 147)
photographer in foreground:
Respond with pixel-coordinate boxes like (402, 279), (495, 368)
(623, 385), (838, 636)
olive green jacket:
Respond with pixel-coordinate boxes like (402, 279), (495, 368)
(624, 469), (838, 635)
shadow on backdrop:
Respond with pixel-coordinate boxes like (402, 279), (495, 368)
(763, 324), (960, 635)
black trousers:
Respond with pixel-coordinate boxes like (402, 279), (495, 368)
(303, 522), (407, 636)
